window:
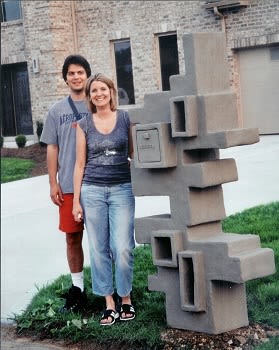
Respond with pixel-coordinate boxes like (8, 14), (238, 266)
(270, 47), (279, 61)
(113, 40), (135, 105)
(1, 0), (22, 22)
(158, 33), (179, 91)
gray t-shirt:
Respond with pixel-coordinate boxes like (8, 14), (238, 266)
(40, 96), (90, 193)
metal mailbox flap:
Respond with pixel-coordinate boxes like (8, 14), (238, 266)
(136, 129), (161, 163)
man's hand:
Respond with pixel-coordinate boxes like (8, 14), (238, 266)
(50, 183), (64, 206)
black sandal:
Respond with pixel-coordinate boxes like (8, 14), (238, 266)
(100, 309), (119, 326)
(120, 304), (135, 321)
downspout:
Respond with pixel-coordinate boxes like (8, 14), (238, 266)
(214, 6), (226, 33)
(71, 1), (78, 53)
(214, 6), (241, 127)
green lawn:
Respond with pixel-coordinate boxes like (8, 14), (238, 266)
(13, 202), (279, 349)
(1, 157), (34, 183)
(223, 202), (279, 328)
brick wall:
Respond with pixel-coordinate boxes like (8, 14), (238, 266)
(22, 1), (76, 128)
(1, 0), (278, 131)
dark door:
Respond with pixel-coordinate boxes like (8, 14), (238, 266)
(1, 63), (33, 136)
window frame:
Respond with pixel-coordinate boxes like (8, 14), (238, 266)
(270, 46), (279, 61)
(1, 0), (22, 23)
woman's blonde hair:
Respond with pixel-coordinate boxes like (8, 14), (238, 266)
(85, 73), (117, 113)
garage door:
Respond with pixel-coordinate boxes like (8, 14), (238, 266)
(238, 46), (279, 134)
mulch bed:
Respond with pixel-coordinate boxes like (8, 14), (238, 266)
(161, 323), (279, 349)
(4, 322), (278, 350)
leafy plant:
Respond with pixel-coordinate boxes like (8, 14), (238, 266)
(36, 120), (44, 139)
(36, 120), (47, 147)
(15, 134), (27, 148)
(14, 246), (165, 348)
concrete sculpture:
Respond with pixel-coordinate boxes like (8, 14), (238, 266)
(129, 32), (275, 334)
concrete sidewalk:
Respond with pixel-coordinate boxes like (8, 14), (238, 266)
(1, 135), (279, 325)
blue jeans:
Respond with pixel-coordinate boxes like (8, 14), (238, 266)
(81, 183), (135, 297)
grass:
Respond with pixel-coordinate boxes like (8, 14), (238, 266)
(255, 337), (279, 350)
(12, 202), (279, 349)
(1, 157), (34, 183)
(223, 202), (279, 327)
(14, 246), (166, 348)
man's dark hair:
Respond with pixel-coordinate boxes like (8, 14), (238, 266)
(62, 55), (92, 81)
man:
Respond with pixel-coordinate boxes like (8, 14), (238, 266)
(41, 55), (92, 312)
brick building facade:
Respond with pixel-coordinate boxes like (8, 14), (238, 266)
(1, 0), (279, 140)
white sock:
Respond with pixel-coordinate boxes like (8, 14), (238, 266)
(71, 271), (84, 292)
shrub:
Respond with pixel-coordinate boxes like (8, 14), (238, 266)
(36, 120), (44, 139)
(36, 120), (47, 147)
(15, 134), (27, 148)
(0, 135), (3, 148)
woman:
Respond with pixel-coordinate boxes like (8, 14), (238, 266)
(73, 73), (135, 326)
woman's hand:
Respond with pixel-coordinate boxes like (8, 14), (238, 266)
(72, 202), (83, 222)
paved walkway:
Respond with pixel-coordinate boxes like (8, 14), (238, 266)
(1, 135), (279, 348)
(1, 323), (71, 350)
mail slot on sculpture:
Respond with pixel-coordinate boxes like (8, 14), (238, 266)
(170, 95), (198, 137)
(133, 122), (177, 168)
